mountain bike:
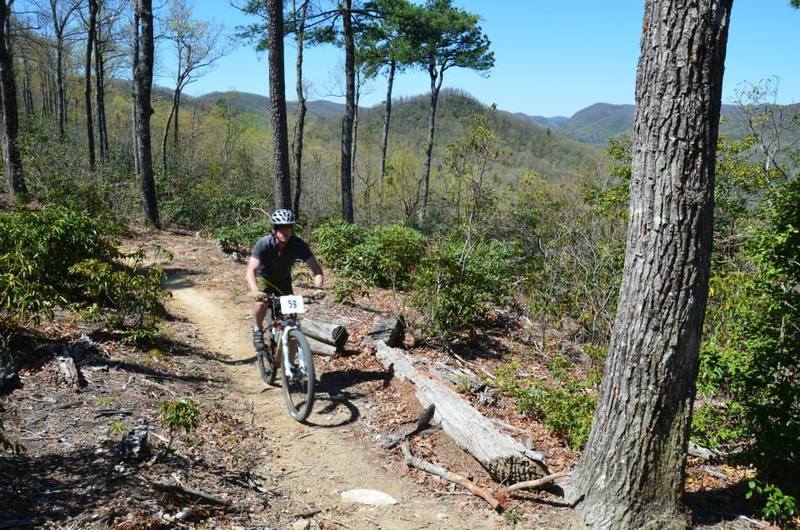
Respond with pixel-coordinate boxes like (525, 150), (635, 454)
(255, 294), (315, 422)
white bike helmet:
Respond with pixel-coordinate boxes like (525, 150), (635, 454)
(270, 208), (297, 226)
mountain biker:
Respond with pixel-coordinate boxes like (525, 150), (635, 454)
(246, 208), (324, 352)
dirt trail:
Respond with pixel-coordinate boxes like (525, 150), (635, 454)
(165, 274), (503, 529)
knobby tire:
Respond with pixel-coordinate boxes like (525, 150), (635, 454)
(279, 329), (315, 422)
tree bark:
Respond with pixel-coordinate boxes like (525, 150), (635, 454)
(379, 58), (396, 209)
(133, 0), (159, 227)
(267, 0), (291, 209)
(55, 34), (64, 139)
(95, 14), (108, 162)
(565, 1), (733, 528)
(21, 56), (33, 115)
(339, 0), (355, 223)
(0, 0), (25, 197)
(85, 0), (98, 171)
(291, 0), (308, 217)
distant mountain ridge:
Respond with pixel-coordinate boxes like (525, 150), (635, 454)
(525, 102), (800, 145)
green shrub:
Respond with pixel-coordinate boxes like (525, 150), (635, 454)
(160, 398), (200, 450)
(412, 236), (518, 336)
(312, 218), (366, 270)
(492, 362), (597, 450)
(216, 221), (270, 255)
(348, 224), (425, 288)
(0, 208), (167, 349)
(747, 480), (798, 525)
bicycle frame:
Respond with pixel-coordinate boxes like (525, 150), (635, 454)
(268, 297), (307, 378)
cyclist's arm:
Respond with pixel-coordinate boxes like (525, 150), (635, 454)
(305, 256), (324, 289)
(246, 256), (261, 292)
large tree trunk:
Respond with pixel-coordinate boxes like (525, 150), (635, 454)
(0, 0), (25, 197)
(133, 0), (159, 227)
(339, 0), (355, 223)
(267, 0), (291, 209)
(565, 1), (733, 528)
(291, 0), (308, 217)
(85, 0), (98, 171)
(419, 68), (442, 225)
(379, 59), (396, 209)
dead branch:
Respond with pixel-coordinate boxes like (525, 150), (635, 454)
(150, 481), (230, 506)
(500, 470), (571, 495)
(400, 441), (505, 511)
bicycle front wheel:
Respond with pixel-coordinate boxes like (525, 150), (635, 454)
(279, 329), (316, 422)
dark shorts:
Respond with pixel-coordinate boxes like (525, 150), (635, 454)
(256, 276), (293, 296)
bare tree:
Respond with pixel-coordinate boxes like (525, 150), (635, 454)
(564, 1), (733, 528)
(289, 0), (309, 216)
(160, 0), (224, 175)
(133, 0), (158, 227)
(84, 0), (98, 169)
(0, 0), (26, 197)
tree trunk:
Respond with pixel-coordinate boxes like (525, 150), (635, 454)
(133, 0), (159, 228)
(85, 0), (98, 171)
(339, 0), (355, 223)
(161, 94), (177, 175)
(0, 0), (25, 197)
(21, 56), (33, 114)
(173, 90), (180, 147)
(379, 59), (396, 209)
(291, 0), (308, 217)
(267, 0), (291, 209)
(565, 2), (733, 528)
(419, 68), (442, 225)
(95, 19), (108, 162)
(55, 35), (65, 140)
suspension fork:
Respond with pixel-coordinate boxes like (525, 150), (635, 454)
(280, 322), (301, 377)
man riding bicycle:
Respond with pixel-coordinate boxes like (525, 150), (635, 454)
(246, 208), (324, 352)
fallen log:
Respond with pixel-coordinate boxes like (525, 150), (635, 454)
(375, 341), (549, 483)
(305, 336), (338, 356)
(301, 318), (349, 349)
(362, 316), (404, 348)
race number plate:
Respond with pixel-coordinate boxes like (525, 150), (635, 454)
(279, 295), (306, 314)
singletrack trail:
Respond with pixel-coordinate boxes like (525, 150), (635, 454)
(165, 274), (502, 530)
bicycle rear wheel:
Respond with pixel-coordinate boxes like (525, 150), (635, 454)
(279, 329), (315, 422)
(256, 336), (278, 386)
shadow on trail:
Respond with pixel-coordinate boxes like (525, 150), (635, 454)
(300, 368), (390, 429)
(686, 480), (760, 526)
(0, 443), (231, 527)
(162, 267), (203, 291)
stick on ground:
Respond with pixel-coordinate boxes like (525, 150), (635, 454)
(400, 441), (505, 511)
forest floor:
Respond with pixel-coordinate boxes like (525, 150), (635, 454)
(0, 229), (777, 529)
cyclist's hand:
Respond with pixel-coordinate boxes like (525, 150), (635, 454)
(247, 291), (267, 302)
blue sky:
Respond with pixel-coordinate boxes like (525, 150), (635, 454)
(182, 1), (799, 118)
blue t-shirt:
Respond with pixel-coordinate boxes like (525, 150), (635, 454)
(250, 234), (313, 285)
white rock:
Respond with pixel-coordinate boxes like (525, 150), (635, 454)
(292, 519), (311, 530)
(340, 489), (398, 506)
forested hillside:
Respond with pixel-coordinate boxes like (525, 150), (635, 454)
(2, 0), (800, 528)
